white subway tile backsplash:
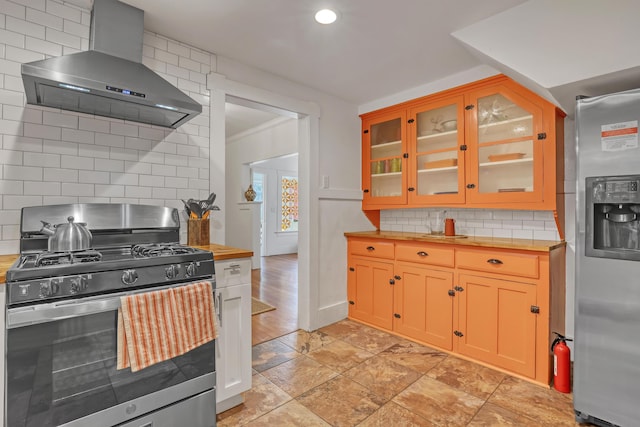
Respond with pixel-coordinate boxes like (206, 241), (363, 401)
(165, 154), (188, 166)
(43, 195), (77, 204)
(155, 49), (178, 66)
(26, 7), (62, 30)
(151, 164), (176, 176)
(4, 164), (41, 180)
(78, 170), (108, 184)
(138, 174), (160, 187)
(124, 161), (151, 175)
(153, 140), (176, 154)
(61, 182), (92, 196)
(94, 158), (123, 172)
(0, 118), (23, 135)
(177, 166), (197, 178)
(178, 56), (200, 73)
(2, 224), (20, 240)
(188, 178), (208, 190)
(1, 28), (26, 48)
(190, 49), (210, 65)
(61, 154), (93, 170)
(0, 89), (25, 108)
(24, 122), (61, 139)
(62, 18), (86, 37)
(139, 151), (164, 164)
(24, 151), (59, 167)
(4, 134), (42, 152)
(6, 15), (44, 38)
(0, 148), (22, 164)
(110, 172), (138, 186)
(95, 132), (124, 148)
(43, 167), (76, 182)
(141, 56), (167, 74)
(167, 40), (190, 58)
(188, 157), (208, 169)
(110, 122), (138, 138)
(5, 43), (44, 62)
(0, 179), (23, 194)
(166, 63), (189, 79)
(138, 126), (165, 141)
(4, 194), (42, 206)
(143, 32), (167, 51)
(62, 128), (94, 144)
(24, 180), (59, 195)
(165, 176), (187, 188)
(95, 184), (123, 198)
(125, 137), (152, 151)
(2, 1), (25, 20)
(513, 229), (534, 239)
(125, 185), (151, 198)
(522, 220), (545, 230)
(42, 111), (78, 129)
(177, 78), (200, 94)
(45, 0), (81, 22)
(78, 116), (110, 133)
(0, 210), (21, 225)
(78, 143), (108, 158)
(109, 147), (138, 161)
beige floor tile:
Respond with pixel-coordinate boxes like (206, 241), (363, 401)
(216, 374), (292, 426)
(426, 356), (506, 399)
(318, 318), (371, 339)
(278, 329), (335, 354)
(261, 355), (339, 397)
(488, 376), (577, 426)
(343, 325), (402, 354)
(251, 339), (300, 373)
(297, 375), (386, 426)
(467, 402), (543, 426)
(378, 340), (447, 374)
(246, 400), (331, 426)
(393, 376), (484, 426)
(343, 356), (422, 401)
(358, 401), (433, 427)
(305, 339), (374, 372)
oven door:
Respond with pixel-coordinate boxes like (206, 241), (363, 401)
(6, 282), (216, 427)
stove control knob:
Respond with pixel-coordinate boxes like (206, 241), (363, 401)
(70, 276), (88, 294)
(185, 262), (199, 278)
(165, 264), (180, 280)
(39, 280), (59, 298)
(122, 269), (139, 286)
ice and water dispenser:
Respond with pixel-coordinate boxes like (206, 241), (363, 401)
(586, 175), (640, 260)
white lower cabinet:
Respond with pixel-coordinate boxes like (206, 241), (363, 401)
(214, 259), (252, 413)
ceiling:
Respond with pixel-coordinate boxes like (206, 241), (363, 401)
(225, 103), (280, 138)
(67, 0), (640, 130)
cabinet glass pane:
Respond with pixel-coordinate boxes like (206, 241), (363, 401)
(416, 104), (458, 152)
(370, 158), (402, 197)
(477, 94), (532, 144)
(478, 140), (534, 193)
(416, 152), (458, 196)
(370, 118), (402, 160)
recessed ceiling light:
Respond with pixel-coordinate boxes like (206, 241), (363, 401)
(315, 9), (337, 24)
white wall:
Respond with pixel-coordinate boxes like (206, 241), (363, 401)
(252, 155), (298, 256)
(0, 0), (214, 252)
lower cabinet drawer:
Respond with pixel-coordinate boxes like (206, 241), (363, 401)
(456, 249), (539, 279)
(215, 259), (251, 288)
(349, 239), (395, 259)
(396, 243), (454, 267)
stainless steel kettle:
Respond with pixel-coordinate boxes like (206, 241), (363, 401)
(40, 216), (93, 252)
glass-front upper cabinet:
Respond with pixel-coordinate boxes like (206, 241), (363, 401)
(408, 96), (465, 204)
(362, 110), (407, 207)
(466, 83), (544, 204)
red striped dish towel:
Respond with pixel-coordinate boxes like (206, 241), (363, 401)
(117, 281), (216, 372)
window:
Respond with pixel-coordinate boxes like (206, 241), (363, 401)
(280, 175), (298, 232)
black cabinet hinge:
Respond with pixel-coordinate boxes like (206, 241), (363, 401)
(448, 289), (455, 297)
(403, 153), (409, 158)
(454, 330), (464, 337)
(530, 305), (540, 314)
(394, 275), (401, 280)
(454, 286), (464, 292)
(408, 118), (415, 123)
(349, 300), (355, 305)
(349, 267), (355, 272)
(537, 132), (547, 140)
(465, 105), (474, 110)
(389, 278), (395, 285)
(466, 183), (475, 189)
(460, 145), (467, 151)
(394, 313), (401, 319)
(408, 187), (415, 192)
(363, 189), (369, 193)
(364, 129), (369, 134)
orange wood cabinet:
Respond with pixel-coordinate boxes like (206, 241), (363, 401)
(360, 74), (566, 236)
(346, 236), (565, 386)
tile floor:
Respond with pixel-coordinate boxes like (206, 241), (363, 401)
(217, 319), (580, 426)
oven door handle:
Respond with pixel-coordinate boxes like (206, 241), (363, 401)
(7, 280), (214, 329)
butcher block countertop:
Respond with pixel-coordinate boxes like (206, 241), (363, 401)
(0, 243), (252, 284)
(344, 230), (565, 252)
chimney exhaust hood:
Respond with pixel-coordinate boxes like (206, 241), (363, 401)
(21, 0), (202, 129)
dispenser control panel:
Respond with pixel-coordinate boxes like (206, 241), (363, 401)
(591, 176), (640, 203)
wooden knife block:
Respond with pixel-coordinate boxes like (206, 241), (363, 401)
(187, 218), (210, 246)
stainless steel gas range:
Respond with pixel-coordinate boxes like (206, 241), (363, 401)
(4, 204), (217, 427)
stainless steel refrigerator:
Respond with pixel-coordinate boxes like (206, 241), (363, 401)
(575, 88), (640, 426)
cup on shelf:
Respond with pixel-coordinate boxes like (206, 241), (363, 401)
(431, 210), (444, 235)
(390, 158), (402, 173)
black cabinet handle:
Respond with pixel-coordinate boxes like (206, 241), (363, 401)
(363, 189), (369, 193)
(366, 246), (375, 251)
(448, 289), (455, 296)
(417, 251), (428, 257)
(394, 275), (401, 280)
(487, 258), (503, 265)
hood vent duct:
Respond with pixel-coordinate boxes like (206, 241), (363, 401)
(21, 0), (202, 129)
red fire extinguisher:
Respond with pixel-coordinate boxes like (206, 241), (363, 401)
(551, 332), (572, 393)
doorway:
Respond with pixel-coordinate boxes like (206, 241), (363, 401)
(225, 99), (300, 343)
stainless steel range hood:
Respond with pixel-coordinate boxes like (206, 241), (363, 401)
(21, 0), (202, 129)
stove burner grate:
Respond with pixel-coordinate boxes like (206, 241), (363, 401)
(131, 243), (196, 258)
(35, 250), (103, 267)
